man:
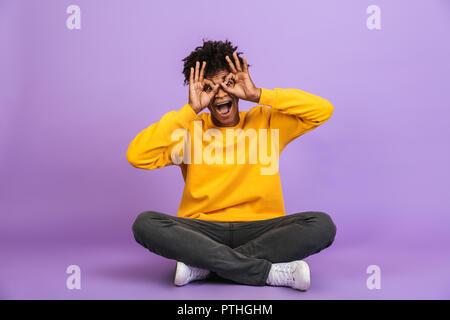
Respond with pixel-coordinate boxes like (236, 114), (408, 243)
(127, 40), (336, 291)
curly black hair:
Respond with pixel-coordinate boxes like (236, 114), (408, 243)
(181, 39), (250, 86)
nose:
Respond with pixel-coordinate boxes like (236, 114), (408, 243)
(215, 86), (227, 98)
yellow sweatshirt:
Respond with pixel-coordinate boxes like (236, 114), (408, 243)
(126, 88), (333, 222)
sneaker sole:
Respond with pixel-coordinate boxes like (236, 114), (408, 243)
(174, 261), (189, 286)
(294, 260), (311, 291)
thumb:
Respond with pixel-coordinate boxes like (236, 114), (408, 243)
(208, 83), (220, 98)
(220, 82), (235, 95)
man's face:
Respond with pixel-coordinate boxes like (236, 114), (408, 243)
(204, 70), (240, 127)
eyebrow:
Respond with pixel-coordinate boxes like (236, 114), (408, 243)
(206, 74), (227, 84)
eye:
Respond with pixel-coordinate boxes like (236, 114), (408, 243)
(226, 80), (234, 86)
(204, 85), (212, 91)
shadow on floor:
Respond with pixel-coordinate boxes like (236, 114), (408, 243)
(90, 259), (175, 285)
(90, 258), (241, 288)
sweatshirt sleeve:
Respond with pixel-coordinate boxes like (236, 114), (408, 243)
(126, 103), (198, 170)
(258, 88), (334, 151)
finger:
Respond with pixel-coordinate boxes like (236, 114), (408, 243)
(222, 72), (235, 86)
(208, 83), (219, 98)
(220, 81), (229, 91)
(202, 79), (219, 99)
(189, 67), (194, 86)
(225, 55), (238, 73)
(194, 61), (200, 82)
(202, 78), (216, 89)
(242, 56), (249, 74)
(203, 78), (218, 92)
(199, 61), (206, 81)
(203, 78), (214, 86)
(233, 52), (242, 72)
(220, 81), (235, 94)
(224, 72), (234, 82)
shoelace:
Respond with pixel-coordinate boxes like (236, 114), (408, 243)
(271, 262), (295, 286)
(189, 266), (209, 281)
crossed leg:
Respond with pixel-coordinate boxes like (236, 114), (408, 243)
(233, 211), (337, 263)
(132, 211), (336, 286)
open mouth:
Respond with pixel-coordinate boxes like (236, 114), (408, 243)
(214, 101), (232, 116)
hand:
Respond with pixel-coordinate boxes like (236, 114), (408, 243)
(188, 61), (219, 114)
(221, 52), (261, 103)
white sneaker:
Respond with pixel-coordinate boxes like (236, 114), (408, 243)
(266, 260), (310, 291)
(174, 261), (211, 286)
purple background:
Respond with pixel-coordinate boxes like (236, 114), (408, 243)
(1, 0), (449, 299)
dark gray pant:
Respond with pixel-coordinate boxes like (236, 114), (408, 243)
(132, 211), (336, 286)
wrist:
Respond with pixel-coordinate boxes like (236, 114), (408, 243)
(188, 102), (202, 114)
(250, 88), (261, 103)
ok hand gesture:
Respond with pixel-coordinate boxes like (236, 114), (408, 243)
(221, 52), (261, 103)
(188, 61), (219, 114)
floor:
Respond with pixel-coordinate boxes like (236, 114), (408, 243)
(1, 239), (449, 300)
